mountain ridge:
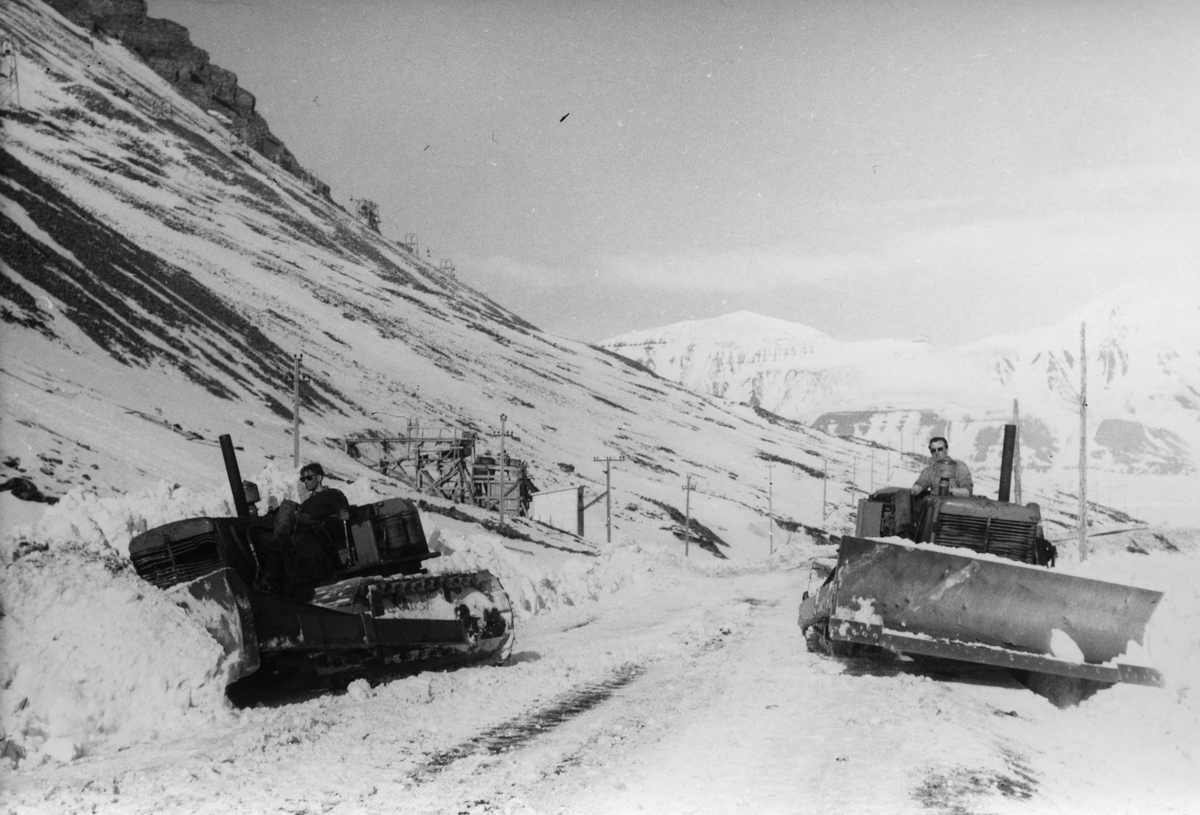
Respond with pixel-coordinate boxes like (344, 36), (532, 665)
(599, 287), (1200, 525)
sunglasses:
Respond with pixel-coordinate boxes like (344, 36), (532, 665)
(301, 475), (319, 483)
(929, 446), (946, 453)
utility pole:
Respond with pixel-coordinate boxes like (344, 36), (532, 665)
(1079, 323), (1089, 561)
(593, 455), (625, 543)
(499, 414), (508, 527)
(489, 414), (514, 527)
(822, 457), (829, 520)
(683, 473), (698, 557)
(766, 461), (774, 556)
(292, 354), (302, 469)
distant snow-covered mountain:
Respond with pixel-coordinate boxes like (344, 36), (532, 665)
(600, 291), (1200, 525)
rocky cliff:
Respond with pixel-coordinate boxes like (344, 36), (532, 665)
(44, 0), (328, 197)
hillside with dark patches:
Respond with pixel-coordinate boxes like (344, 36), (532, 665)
(0, 0), (1117, 551)
(1, 149), (340, 412)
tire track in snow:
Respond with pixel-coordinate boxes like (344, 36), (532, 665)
(409, 662), (647, 782)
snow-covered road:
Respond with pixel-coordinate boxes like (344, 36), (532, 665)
(6, 560), (1194, 815)
(537, 570), (1044, 815)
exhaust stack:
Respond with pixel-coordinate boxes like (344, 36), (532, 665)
(998, 423), (1017, 503)
(220, 434), (251, 519)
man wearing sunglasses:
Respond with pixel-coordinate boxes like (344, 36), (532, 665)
(910, 436), (973, 498)
(298, 462), (350, 521)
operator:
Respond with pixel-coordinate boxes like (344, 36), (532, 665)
(256, 463), (350, 596)
(298, 462), (350, 520)
(911, 437), (973, 498)
(295, 462), (351, 574)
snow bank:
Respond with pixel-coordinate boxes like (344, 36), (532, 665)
(0, 468), (410, 764)
(1047, 538), (1200, 804)
(0, 484), (237, 766)
(428, 531), (676, 620)
(1064, 542), (1200, 695)
(0, 470), (673, 764)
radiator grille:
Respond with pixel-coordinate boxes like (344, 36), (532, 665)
(933, 513), (1037, 564)
(130, 532), (222, 589)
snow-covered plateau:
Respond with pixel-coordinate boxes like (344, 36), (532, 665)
(3, 1), (1200, 812)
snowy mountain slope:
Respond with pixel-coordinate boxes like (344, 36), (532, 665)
(0, 0), (1142, 544)
(600, 288), (1200, 525)
(2, 0), (1011, 558)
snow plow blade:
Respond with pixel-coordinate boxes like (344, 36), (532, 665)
(799, 536), (1163, 687)
(131, 516), (262, 683)
(167, 566), (261, 683)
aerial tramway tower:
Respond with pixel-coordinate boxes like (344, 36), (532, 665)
(1, 36), (20, 111)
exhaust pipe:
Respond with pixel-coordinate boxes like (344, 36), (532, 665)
(998, 423), (1017, 503)
(220, 434), (251, 519)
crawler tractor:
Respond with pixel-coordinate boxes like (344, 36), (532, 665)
(129, 436), (514, 696)
(798, 425), (1163, 699)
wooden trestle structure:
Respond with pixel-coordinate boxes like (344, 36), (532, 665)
(339, 429), (532, 517)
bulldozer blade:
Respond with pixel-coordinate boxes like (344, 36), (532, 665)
(811, 536), (1163, 684)
(166, 567), (260, 683)
(831, 619), (1162, 686)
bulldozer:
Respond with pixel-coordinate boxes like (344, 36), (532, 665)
(128, 436), (515, 698)
(798, 425), (1164, 701)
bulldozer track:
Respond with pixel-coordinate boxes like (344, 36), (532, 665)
(364, 572), (489, 597)
(375, 572), (496, 606)
(312, 570), (500, 608)
(410, 662), (647, 782)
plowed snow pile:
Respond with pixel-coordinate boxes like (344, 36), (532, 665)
(1, 484), (237, 762)
(0, 468), (679, 765)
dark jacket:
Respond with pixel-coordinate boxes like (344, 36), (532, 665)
(299, 487), (350, 520)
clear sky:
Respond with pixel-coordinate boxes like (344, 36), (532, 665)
(148, 0), (1200, 345)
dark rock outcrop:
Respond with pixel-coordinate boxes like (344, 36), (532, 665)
(0, 477), (59, 504)
(45, 0), (329, 196)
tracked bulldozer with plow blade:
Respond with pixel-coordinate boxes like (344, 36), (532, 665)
(129, 436), (514, 698)
(798, 425), (1164, 701)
